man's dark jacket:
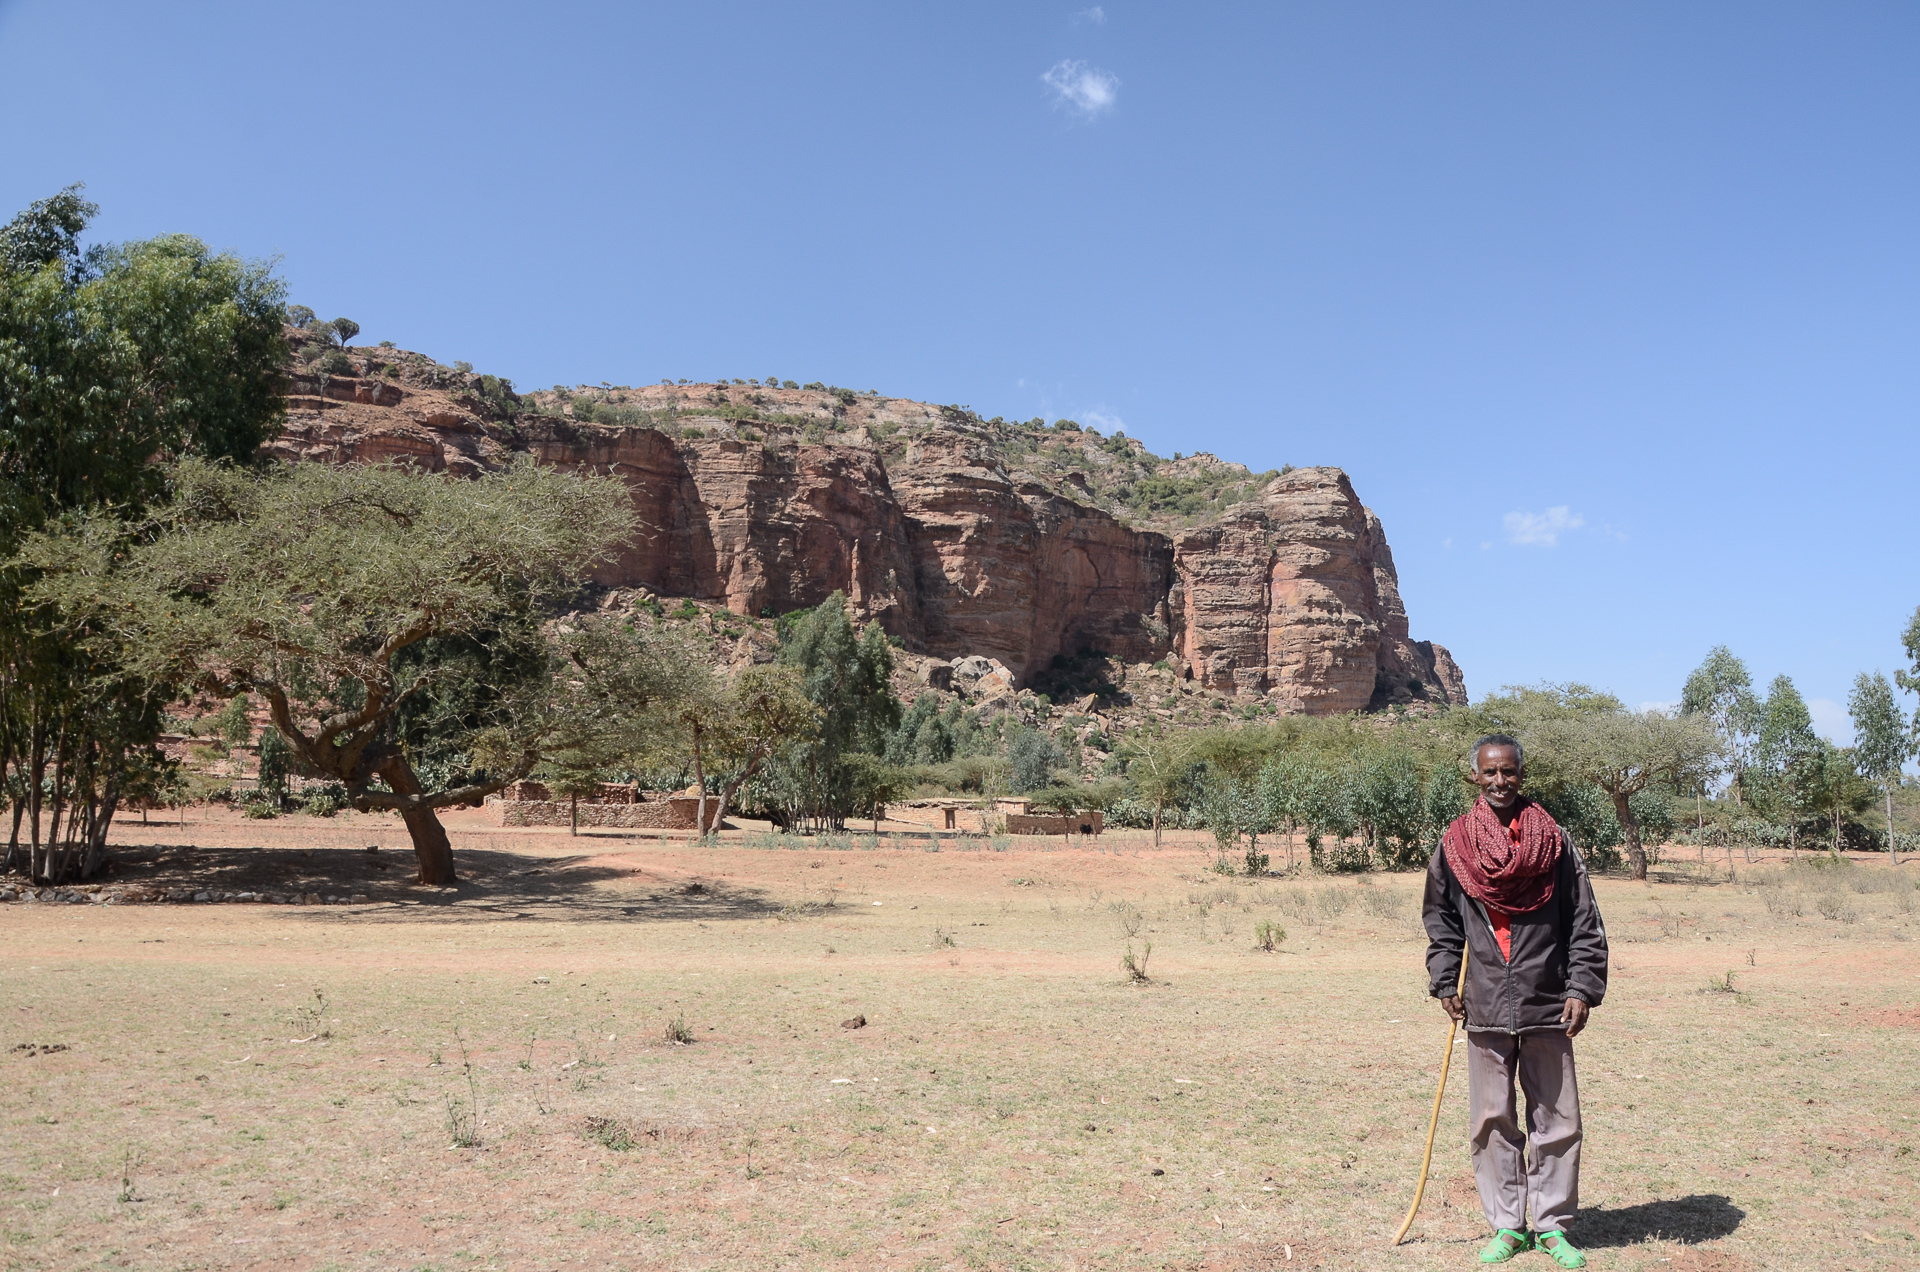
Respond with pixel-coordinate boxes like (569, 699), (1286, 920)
(1422, 826), (1609, 1035)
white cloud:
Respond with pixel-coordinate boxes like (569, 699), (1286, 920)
(1074, 6), (1106, 24)
(1042, 59), (1120, 118)
(1503, 506), (1584, 547)
(1082, 408), (1125, 434)
(1807, 697), (1854, 746)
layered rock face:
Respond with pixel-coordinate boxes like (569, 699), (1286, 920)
(1168, 469), (1466, 713)
(889, 429), (1170, 676)
(267, 375), (1465, 712)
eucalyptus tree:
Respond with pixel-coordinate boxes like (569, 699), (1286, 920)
(1751, 675), (1819, 854)
(2, 186), (287, 881)
(1680, 646), (1759, 805)
(763, 592), (901, 830)
(1848, 671), (1911, 863)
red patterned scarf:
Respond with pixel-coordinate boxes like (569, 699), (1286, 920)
(1443, 796), (1561, 913)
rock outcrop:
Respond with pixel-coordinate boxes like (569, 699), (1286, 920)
(266, 366), (1465, 712)
(1169, 469), (1465, 713)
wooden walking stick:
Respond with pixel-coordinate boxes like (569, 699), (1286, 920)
(1392, 942), (1469, 1245)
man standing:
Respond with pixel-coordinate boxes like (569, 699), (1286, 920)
(1424, 735), (1609, 1268)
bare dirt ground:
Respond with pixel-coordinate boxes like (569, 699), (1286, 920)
(4, 809), (1917, 1271)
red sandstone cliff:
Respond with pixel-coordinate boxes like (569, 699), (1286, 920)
(265, 353), (1465, 712)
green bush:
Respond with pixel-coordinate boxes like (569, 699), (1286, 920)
(1008, 726), (1063, 793)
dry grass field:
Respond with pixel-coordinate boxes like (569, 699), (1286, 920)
(4, 810), (1917, 1271)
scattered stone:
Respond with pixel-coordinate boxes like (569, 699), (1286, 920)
(841, 1015), (867, 1030)
(349, 894), (369, 904)
(1151, 1168), (1165, 1176)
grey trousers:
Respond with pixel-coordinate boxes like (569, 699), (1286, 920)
(1465, 1029), (1582, 1234)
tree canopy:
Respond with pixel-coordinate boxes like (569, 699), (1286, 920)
(23, 456), (639, 883)
(1, 187), (289, 882)
(1500, 686), (1721, 879)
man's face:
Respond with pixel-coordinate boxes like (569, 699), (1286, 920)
(1471, 744), (1524, 809)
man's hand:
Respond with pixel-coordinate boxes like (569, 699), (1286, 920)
(1440, 994), (1465, 1023)
(1562, 997), (1589, 1038)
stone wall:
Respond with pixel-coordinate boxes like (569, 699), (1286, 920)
(1005, 811), (1104, 836)
(488, 796), (718, 830)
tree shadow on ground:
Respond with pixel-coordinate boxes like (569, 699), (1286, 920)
(87, 844), (790, 924)
(1568, 1194), (1745, 1248)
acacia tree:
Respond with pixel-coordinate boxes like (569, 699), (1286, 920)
(1528, 708), (1721, 880)
(1849, 670), (1911, 864)
(1798, 741), (1875, 859)
(1122, 731), (1195, 847)
(704, 665), (820, 833)
(26, 457), (636, 884)
(644, 657), (725, 834)
(537, 616), (704, 836)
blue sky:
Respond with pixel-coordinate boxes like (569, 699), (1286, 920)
(5, 2), (1916, 740)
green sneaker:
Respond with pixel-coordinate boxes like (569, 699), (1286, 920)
(1477, 1229), (1532, 1264)
(1537, 1231), (1587, 1269)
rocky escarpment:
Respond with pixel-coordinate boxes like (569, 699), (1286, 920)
(266, 355), (1466, 712)
(1169, 471), (1467, 713)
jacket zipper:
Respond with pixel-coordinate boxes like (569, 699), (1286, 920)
(1468, 897), (1517, 1034)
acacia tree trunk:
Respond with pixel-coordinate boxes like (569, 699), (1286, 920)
(1152, 801), (1162, 848)
(710, 742), (776, 838)
(378, 754), (456, 885)
(689, 722), (708, 840)
(1610, 790), (1649, 881)
(400, 804), (455, 885)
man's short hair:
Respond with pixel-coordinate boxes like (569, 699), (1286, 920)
(1470, 734), (1524, 769)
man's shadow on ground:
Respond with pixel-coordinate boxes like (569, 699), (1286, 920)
(1568, 1194), (1745, 1248)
